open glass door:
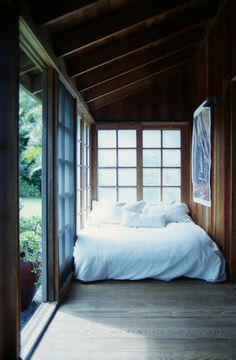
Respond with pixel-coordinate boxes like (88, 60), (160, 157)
(19, 47), (45, 328)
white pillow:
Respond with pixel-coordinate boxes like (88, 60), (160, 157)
(145, 202), (191, 223)
(142, 201), (174, 214)
(121, 210), (166, 228)
(123, 201), (146, 213)
(88, 200), (126, 224)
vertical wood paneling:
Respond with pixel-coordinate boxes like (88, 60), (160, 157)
(189, 0), (235, 278)
(0, 2), (19, 358)
(91, 66), (194, 123)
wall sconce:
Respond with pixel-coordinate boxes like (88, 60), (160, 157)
(203, 95), (218, 108)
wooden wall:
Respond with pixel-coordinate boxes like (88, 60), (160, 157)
(189, 0), (235, 278)
(92, 64), (194, 123)
(0, 1), (20, 358)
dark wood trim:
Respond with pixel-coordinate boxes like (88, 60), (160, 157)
(42, 68), (59, 301)
(82, 47), (195, 102)
(0, 2), (20, 359)
(19, 17), (95, 125)
(75, 27), (204, 86)
(94, 123), (190, 203)
(90, 124), (97, 203)
(88, 61), (194, 111)
(66, 1), (217, 73)
(230, 80), (236, 282)
(53, 73), (60, 300)
(35, 0), (98, 26)
(137, 125), (143, 201)
(54, 0), (193, 57)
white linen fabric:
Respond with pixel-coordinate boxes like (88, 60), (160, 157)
(73, 222), (226, 283)
(88, 200), (126, 225)
(121, 210), (166, 228)
(143, 202), (191, 223)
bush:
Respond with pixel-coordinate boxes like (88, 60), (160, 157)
(20, 177), (41, 197)
(20, 216), (42, 285)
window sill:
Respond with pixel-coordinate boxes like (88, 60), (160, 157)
(21, 301), (57, 360)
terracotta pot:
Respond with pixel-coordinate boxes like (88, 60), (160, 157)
(20, 260), (38, 311)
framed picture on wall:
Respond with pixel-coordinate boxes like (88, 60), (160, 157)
(192, 102), (211, 207)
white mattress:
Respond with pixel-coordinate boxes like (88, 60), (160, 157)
(73, 222), (226, 282)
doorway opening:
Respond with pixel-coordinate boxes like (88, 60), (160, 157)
(19, 48), (44, 329)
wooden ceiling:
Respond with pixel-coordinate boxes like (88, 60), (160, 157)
(23, 0), (220, 111)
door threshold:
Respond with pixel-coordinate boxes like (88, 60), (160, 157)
(21, 301), (57, 360)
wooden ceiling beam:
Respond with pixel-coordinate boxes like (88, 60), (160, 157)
(76, 27), (204, 90)
(88, 61), (193, 111)
(28, 0), (98, 26)
(54, 0), (191, 57)
(82, 47), (195, 102)
(66, 0), (218, 75)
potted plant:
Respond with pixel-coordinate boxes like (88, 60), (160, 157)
(20, 215), (42, 311)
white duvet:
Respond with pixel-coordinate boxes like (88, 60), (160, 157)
(73, 222), (226, 282)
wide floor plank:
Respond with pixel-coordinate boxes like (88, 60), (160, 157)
(31, 279), (236, 359)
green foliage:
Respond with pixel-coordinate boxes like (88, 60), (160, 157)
(20, 177), (41, 197)
(20, 215), (42, 286)
(19, 87), (42, 197)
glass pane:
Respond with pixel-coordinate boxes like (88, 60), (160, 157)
(143, 168), (161, 186)
(87, 127), (90, 147)
(77, 166), (81, 188)
(118, 188), (136, 202)
(77, 190), (81, 210)
(77, 117), (81, 141)
(87, 147), (90, 167)
(98, 149), (116, 167)
(98, 169), (116, 186)
(118, 149), (137, 167)
(143, 130), (161, 148)
(143, 149), (161, 167)
(83, 189), (87, 209)
(77, 142), (81, 165)
(83, 124), (87, 143)
(98, 187), (117, 201)
(83, 145), (87, 166)
(162, 187), (180, 202)
(83, 166), (87, 187)
(162, 130), (181, 148)
(163, 149), (181, 167)
(76, 215), (81, 233)
(87, 167), (90, 188)
(143, 187), (161, 202)
(118, 169), (137, 186)
(118, 130), (136, 148)
(88, 189), (91, 209)
(162, 168), (181, 186)
(98, 130), (116, 148)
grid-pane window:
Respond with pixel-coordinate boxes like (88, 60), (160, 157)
(96, 127), (183, 203)
(57, 82), (75, 286)
(97, 130), (137, 201)
(76, 118), (91, 231)
(76, 116), (82, 232)
(142, 130), (181, 202)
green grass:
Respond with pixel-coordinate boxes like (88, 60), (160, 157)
(21, 197), (42, 218)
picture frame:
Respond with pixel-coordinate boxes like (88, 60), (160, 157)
(192, 102), (211, 207)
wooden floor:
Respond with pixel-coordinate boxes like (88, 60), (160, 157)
(31, 279), (236, 360)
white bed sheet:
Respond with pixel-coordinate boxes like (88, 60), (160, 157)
(73, 222), (226, 282)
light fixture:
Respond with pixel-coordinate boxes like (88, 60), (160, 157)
(203, 95), (218, 108)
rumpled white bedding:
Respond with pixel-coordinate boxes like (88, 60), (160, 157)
(73, 222), (226, 283)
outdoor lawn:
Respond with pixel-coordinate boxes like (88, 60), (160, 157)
(21, 197), (41, 218)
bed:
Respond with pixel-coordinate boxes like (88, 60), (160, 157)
(73, 201), (226, 283)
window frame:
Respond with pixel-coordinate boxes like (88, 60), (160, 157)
(76, 115), (91, 231)
(97, 129), (138, 202)
(94, 123), (190, 204)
